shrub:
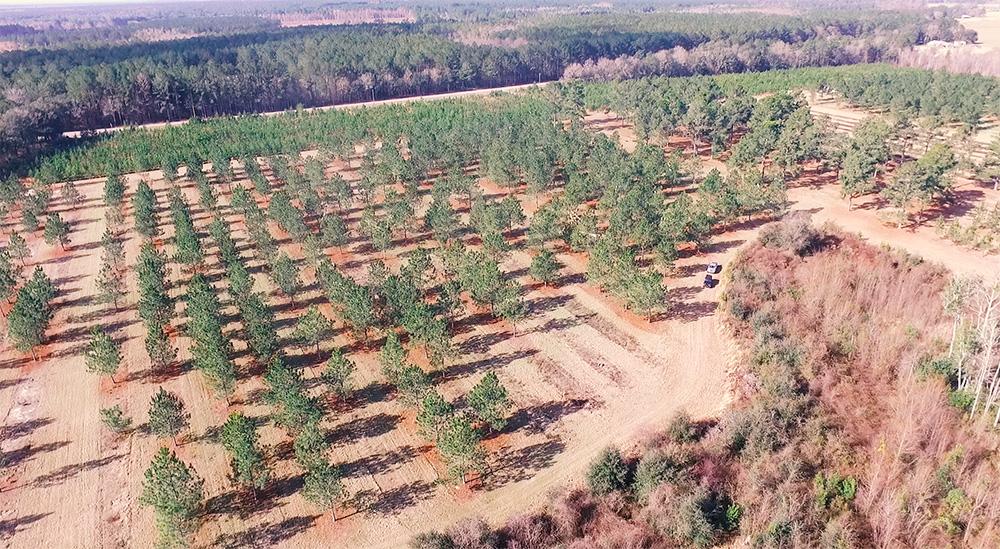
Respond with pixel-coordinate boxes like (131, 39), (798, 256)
(633, 449), (690, 501)
(501, 513), (557, 549)
(586, 447), (630, 496)
(447, 517), (499, 549)
(410, 532), (455, 549)
(100, 405), (132, 435)
(759, 213), (821, 256)
(666, 412), (699, 444)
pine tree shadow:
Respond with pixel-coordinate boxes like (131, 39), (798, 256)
(0, 512), (51, 540)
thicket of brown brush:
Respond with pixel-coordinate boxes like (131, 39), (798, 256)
(413, 216), (1000, 549)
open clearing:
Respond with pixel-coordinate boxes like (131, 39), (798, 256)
(961, 9), (1000, 50)
(3, 94), (999, 549)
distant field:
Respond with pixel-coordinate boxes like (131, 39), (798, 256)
(962, 10), (1000, 49)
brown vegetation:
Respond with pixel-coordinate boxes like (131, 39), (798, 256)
(414, 219), (1000, 547)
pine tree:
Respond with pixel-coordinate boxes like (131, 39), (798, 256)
(101, 228), (126, 271)
(104, 204), (126, 232)
(133, 180), (160, 238)
(220, 412), (271, 496)
(104, 175), (126, 207)
(60, 180), (84, 206)
(467, 371), (512, 432)
(321, 349), (355, 399)
(96, 261), (127, 310)
(45, 213), (69, 250)
(140, 448), (204, 548)
(269, 253), (301, 304)
(137, 242), (174, 328)
(292, 421), (329, 471)
(145, 322), (177, 370)
(171, 196), (204, 268)
(436, 415), (486, 483)
(84, 326), (123, 383)
(184, 273), (237, 399)
(100, 405), (132, 435)
(380, 332), (407, 385)
(7, 232), (29, 266)
(148, 387), (190, 443)
(416, 390), (454, 440)
(529, 249), (562, 286)
(293, 305), (333, 354)
(0, 250), (18, 314)
(320, 214), (348, 248)
(301, 462), (345, 523)
(7, 268), (54, 360)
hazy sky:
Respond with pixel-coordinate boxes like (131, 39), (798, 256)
(0, 0), (205, 7)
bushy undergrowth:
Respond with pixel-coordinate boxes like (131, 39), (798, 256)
(414, 219), (1000, 548)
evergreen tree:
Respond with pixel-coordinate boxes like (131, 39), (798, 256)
(586, 446), (629, 495)
(380, 332), (407, 385)
(269, 253), (301, 303)
(184, 273), (237, 398)
(0, 250), (19, 314)
(292, 421), (329, 471)
(137, 242), (173, 328)
(140, 448), (204, 549)
(320, 214), (348, 248)
(133, 180), (160, 238)
(145, 322), (177, 370)
(61, 180), (84, 206)
(416, 390), (454, 440)
(301, 462), (346, 523)
(467, 371), (512, 432)
(148, 387), (190, 443)
(7, 267), (54, 360)
(84, 326), (123, 383)
(42, 213), (70, 249)
(220, 412), (271, 496)
(293, 305), (333, 353)
(529, 249), (562, 286)
(436, 415), (486, 483)
(100, 405), (132, 435)
(104, 175), (127, 207)
(101, 228), (126, 271)
(7, 232), (29, 266)
(170, 195), (204, 268)
(321, 349), (355, 399)
(96, 261), (127, 310)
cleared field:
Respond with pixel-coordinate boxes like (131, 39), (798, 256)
(0, 136), (742, 547)
(962, 10), (1000, 49)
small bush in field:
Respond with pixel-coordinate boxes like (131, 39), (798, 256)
(813, 472), (858, 511)
(666, 412), (698, 444)
(587, 447), (630, 495)
(501, 513), (556, 549)
(645, 485), (719, 548)
(633, 449), (690, 501)
(409, 532), (455, 549)
(446, 517), (499, 548)
(948, 390), (974, 412)
(759, 214), (820, 256)
(100, 405), (132, 435)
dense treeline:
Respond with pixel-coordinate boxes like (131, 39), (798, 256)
(0, 9), (969, 154)
(16, 64), (998, 185)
